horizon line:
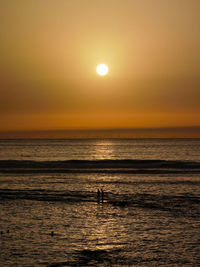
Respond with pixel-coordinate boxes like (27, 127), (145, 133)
(0, 126), (200, 139)
(0, 125), (200, 133)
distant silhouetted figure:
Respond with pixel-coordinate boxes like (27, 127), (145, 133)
(101, 188), (104, 203)
(97, 188), (100, 203)
(51, 231), (54, 237)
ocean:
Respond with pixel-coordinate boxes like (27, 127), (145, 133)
(0, 139), (200, 266)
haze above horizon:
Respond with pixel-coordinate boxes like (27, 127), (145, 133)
(0, 0), (200, 137)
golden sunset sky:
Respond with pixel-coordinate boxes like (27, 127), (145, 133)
(0, 0), (200, 136)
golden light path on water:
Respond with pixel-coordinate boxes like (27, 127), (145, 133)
(0, 139), (200, 265)
(92, 140), (115, 160)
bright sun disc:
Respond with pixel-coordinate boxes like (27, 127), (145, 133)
(96, 64), (109, 76)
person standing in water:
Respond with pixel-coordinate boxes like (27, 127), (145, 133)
(101, 188), (104, 203)
(97, 188), (100, 203)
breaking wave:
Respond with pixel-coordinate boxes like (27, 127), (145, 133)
(0, 159), (199, 174)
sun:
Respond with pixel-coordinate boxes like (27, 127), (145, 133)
(96, 64), (109, 76)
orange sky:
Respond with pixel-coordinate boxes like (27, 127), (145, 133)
(0, 0), (200, 135)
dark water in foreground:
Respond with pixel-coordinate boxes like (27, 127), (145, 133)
(0, 139), (200, 266)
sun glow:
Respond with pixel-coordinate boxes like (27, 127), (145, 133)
(96, 64), (109, 76)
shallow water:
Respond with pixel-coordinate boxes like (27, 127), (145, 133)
(0, 139), (200, 266)
(0, 172), (200, 266)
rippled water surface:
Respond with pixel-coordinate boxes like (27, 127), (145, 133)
(0, 138), (200, 161)
(0, 139), (200, 266)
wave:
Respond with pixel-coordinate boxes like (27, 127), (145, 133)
(0, 159), (199, 174)
(0, 189), (199, 218)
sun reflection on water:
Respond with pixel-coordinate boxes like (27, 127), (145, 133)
(92, 140), (116, 160)
(79, 203), (131, 252)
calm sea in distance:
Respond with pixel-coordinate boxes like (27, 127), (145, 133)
(0, 139), (200, 266)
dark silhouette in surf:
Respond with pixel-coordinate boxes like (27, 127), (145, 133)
(97, 188), (100, 203)
(97, 188), (105, 203)
(51, 231), (54, 237)
(101, 188), (104, 203)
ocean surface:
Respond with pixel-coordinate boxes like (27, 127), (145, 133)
(0, 139), (200, 266)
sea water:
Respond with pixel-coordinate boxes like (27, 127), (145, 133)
(0, 139), (200, 266)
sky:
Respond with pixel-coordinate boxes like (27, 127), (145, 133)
(0, 0), (200, 137)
